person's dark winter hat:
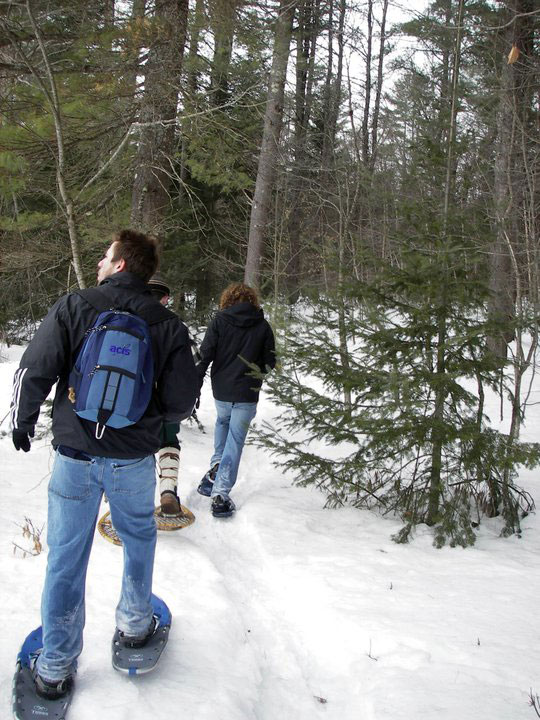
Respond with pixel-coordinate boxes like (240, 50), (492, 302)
(148, 272), (171, 297)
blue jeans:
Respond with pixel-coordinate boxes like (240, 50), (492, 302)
(36, 451), (156, 682)
(210, 400), (257, 499)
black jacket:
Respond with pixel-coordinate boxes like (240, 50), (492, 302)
(197, 302), (276, 403)
(11, 272), (198, 458)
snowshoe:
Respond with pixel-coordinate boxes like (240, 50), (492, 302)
(12, 626), (75, 720)
(211, 494), (236, 518)
(112, 594), (171, 675)
(197, 463), (219, 496)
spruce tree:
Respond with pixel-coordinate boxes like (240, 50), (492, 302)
(256, 233), (540, 547)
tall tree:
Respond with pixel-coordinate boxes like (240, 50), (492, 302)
(244, 0), (297, 288)
(487, 0), (537, 358)
(130, 0), (189, 233)
(286, 0), (321, 299)
(0, 0), (141, 301)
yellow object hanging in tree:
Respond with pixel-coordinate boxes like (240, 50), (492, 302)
(507, 45), (520, 64)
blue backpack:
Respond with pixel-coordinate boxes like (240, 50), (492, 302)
(69, 289), (165, 439)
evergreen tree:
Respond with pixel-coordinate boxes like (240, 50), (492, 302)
(0, 1), (141, 330)
(256, 229), (539, 547)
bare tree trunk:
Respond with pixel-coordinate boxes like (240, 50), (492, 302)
(188, 0), (206, 92)
(178, 0), (205, 196)
(321, 0), (345, 168)
(370, 0), (388, 169)
(209, 0), (239, 107)
(427, 303), (447, 525)
(436, 0), (452, 149)
(24, 1), (86, 288)
(487, 0), (527, 358)
(126, 0), (147, 98)
(286, 0), (320, 301)
(130, 0), (189, 234)
(244, 0), (296, 288)
(442, 0), (465, 227)
(361, 0), (373, 166)
(103, 0), (115, 26)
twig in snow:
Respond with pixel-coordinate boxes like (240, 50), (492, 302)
(529, 689), (540, 717)
(12, 517), (44, 557)
(367, 639), (378, 661)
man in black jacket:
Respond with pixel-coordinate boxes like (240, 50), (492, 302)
(10, 230), (198, 699)
(197, 282), (275, 517)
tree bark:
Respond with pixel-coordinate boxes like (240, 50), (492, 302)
(361, 0), (373, 166)
(178, 0), (205, 196)
(209, 0), (239, 107)
(126, 0), (147, 99)
(442, 0), (465, 227)
(286, 0), (320, 301)
(24, 1), (86, 288)
(244, 0), (296, 288)
(130, 0), (189, 234)
(321, 0), (345, 169)
(369, 0), (388, 169)
(487, 0), (531, 358)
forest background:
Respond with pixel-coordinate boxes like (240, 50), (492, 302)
(0, 0), (539, 547)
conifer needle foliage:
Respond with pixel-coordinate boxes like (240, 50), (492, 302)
(256, 241), (540, 547)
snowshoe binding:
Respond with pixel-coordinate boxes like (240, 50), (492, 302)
(112, 594), (171, 675)
(211, 494), (236, 518)
(198, 463), (219, 497)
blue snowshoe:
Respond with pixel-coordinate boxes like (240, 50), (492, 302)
(12, 626), (75, 720)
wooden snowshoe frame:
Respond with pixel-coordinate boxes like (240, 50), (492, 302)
(98, 505), (195, 546)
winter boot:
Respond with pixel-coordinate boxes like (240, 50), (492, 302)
(197, 463), (219, 497)
(34, 670), (74, 701)
(158, 446), (181, 516)
(160, 491), (181, 516)
(115, 616), (158, 649)
(211, 494), (236, 518)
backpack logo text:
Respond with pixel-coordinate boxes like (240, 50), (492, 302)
(109, 344), (131, 355)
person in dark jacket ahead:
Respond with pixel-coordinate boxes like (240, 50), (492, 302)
(10, 230), (198, 701)
(197, 282), (276, 517)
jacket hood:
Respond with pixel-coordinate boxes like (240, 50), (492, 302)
(220, 302), (264, 328)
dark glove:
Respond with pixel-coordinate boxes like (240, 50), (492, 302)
(195, 395), (201, 410)
(12, 427), (34, 452)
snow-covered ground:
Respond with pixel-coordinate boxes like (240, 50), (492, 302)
(1, 343), (540, 720)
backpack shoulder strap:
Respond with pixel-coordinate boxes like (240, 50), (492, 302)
(74, 288), (176, 326)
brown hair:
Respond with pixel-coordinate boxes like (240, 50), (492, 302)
(219, 282), (260, 310)
(111, 229), (159, 282)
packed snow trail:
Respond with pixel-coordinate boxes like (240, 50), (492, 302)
(2, 348), (540, 719)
